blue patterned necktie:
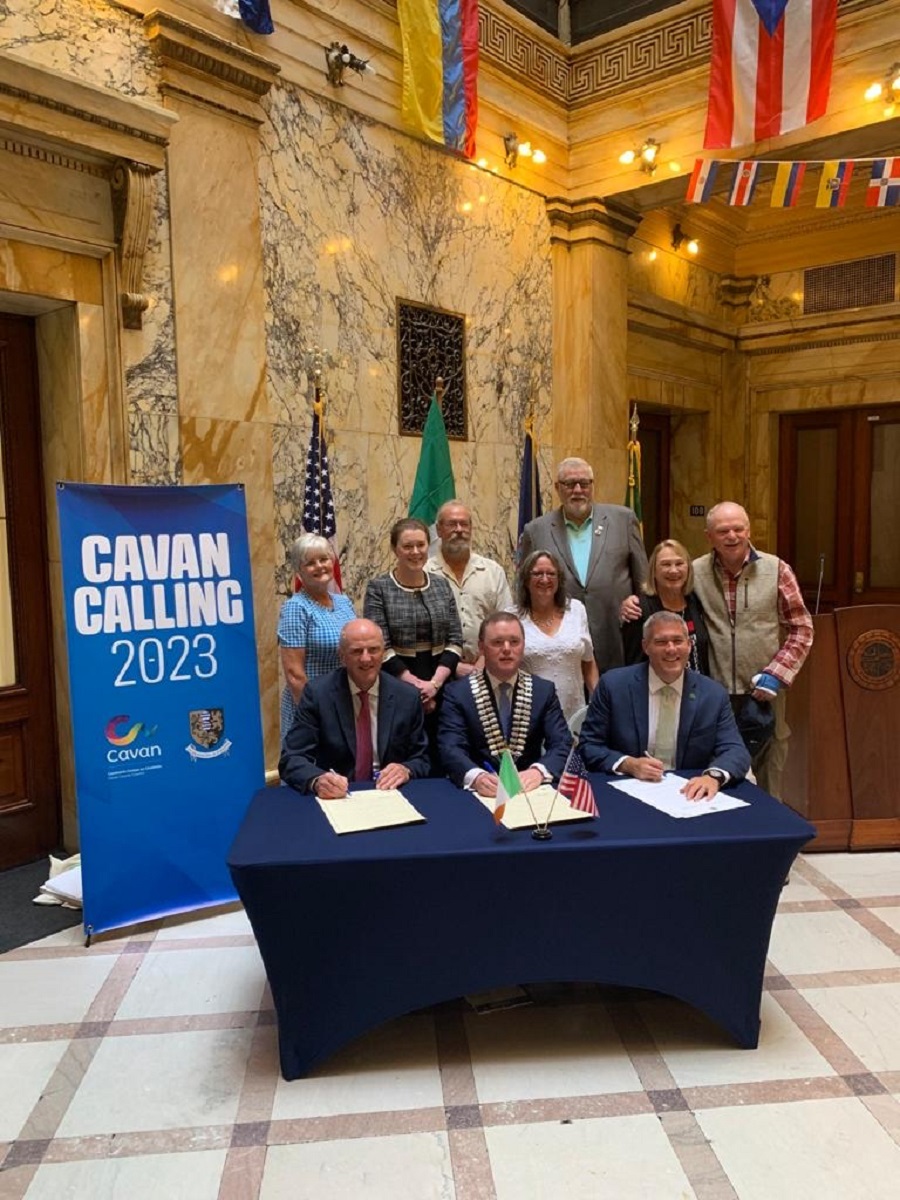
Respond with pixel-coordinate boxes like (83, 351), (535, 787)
(498, 682), (512, 739)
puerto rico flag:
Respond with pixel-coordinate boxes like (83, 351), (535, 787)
(815, 160), (853, 208)
(704, 0), (837, 149)
(866, 159), (900, 208)
(729, 161), (760, 205)
(685, 158), (720, 203)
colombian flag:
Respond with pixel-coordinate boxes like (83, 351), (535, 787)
(771, 161), (806, 207)
(398, 0), (479, 159)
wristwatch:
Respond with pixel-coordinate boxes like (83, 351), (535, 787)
(706, 768), (727, 785)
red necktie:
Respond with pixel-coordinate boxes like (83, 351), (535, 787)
(355, 690), (374, 781)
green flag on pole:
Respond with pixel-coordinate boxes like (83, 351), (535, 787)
(409, 394), (456, 524)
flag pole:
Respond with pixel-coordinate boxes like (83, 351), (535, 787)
(535, 740), (577, 838)
(314, 372), (325, 538)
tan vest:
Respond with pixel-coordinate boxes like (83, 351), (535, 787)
(692, 550), (780, 694)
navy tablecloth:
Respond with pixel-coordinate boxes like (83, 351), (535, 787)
(228, 777), (814, 1079)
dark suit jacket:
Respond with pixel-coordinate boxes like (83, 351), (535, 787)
(279, 668), (431, 794)
(520, 504), (648, 671)
(579, 663), (750, 780)
(438, 674), (572, 786)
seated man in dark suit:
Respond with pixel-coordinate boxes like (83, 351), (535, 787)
(439, 611), (572, 796)
(279, 618), (430, 797)
(579, 610), (749, 799)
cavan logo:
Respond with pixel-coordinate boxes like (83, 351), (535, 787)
(104, 715), (162, 764)
(185, 708), (232, 762)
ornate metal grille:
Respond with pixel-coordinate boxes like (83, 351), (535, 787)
(804, 254), (896, 315)
(396, 299), (467, 439)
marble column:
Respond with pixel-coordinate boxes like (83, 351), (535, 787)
(547, 197), (641, 500)
(144, 13), (284, 764)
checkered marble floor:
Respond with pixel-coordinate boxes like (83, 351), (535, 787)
(1, 852), (898, 1199)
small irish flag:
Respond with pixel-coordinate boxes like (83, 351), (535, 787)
(494, 750), (523, 825)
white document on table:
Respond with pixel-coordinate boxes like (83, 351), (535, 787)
(316, 789), (425, 835)
(477, 783), (593, 830)
(609, 773), (750, 819)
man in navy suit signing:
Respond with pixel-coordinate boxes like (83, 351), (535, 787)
(439, 612), (572, 795)
(279, 618), (430, 796)
(579, 611), (749, 800)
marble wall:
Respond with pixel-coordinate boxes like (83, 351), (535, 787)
(258, 82), (554, 605)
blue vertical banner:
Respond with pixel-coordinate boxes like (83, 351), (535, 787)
(57, 483), (264, 935)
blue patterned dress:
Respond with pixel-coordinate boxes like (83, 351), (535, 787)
(277, 592), (356, 741)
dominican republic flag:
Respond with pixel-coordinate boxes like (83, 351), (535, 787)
(771, 161), (806, 206)
(729, 161), (760, 205)
(558, 747), (598, 817)
(301, 401), (343, 591)
(815, 160), (854, 208)
(704, 0), (837, 149)
(398, 0), (479, 158)
(866, 159), (900, 208)
(685, 159), (720, 203)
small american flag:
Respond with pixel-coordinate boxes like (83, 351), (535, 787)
(558, 747), (598, 817)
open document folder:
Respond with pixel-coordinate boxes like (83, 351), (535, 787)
(477, 783), (593, 830)
(609, 773), (750, 819)
(316, 788), (426, 835)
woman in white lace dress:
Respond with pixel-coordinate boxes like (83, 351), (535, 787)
(514, 550), (599, 723)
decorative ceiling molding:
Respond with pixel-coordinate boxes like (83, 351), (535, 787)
(478, 0), (888, 109)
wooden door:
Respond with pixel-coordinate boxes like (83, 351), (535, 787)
(0, 314), (60, 867)
(778, 408), (900, 610)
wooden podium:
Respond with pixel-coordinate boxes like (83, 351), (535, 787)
(784, 606), (900, 850)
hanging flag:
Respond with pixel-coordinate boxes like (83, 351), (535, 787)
(815, 160), (854, 208)
(397, 0), (479, 159)
(624, 435), (643, 535)
(866, 158), (900, 208)
(409, 394), (456, 526)
(771, 161), (807, 207)
(729, 160), (760, 205)
(558, 747), (598, 817)
(516, 415), (542, 542)
(214, 0), (274, 34)
(685, 158), (720, 203)
(302, 399), (343, 591)
(494, 749), (523, 825)
(704, 0), (837, 149)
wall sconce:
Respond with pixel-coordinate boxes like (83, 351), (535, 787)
(618, 137), (662, 174)
(324, 42), (375, 87)
(864, 61), (900, 115)
(671, 223), (699, 255)
(503, 133), (547, 169)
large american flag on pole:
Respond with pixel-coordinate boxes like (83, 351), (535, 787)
(302, 400), (343, 591)
(558, 747), (598, 817)
(704, 0), (837, 149)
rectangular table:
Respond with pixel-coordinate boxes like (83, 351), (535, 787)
(228, 777), (815, 1080)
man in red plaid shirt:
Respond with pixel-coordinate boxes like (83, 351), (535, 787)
(691, 502), (813, 799)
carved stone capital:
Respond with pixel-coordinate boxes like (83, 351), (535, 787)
(144, 10), (280, 124)
(546, 196), (642, 253)
(111, 160), (156, 329)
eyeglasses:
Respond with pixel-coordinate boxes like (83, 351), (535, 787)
(558, 478), (593, 490)
(529, 570), (558, 579)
